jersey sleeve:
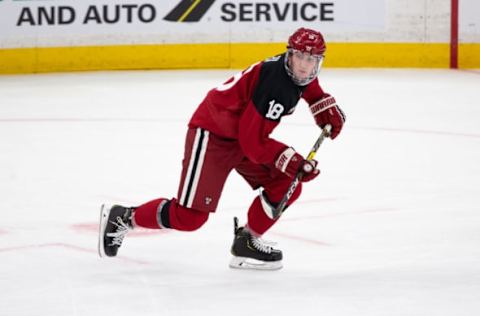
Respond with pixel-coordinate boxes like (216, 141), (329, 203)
(189, 62), (262, 139)
(301, 77), (327, 105)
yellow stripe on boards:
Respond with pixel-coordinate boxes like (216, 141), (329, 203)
(325, 43), (450, 68)
(0, 44), (231, 74)
(459, 44), (480, 69)
(229, 43), (453, 68)
(0, 42), (479, 74)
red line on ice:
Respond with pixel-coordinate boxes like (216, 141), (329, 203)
(283, 207), (398, 223)
(0, 242), (150, 265)
(352, 126), (480, 139)
(269, 231), (331, 247)
(0, 117), (178, 123)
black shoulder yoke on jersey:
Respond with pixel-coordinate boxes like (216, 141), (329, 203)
(252, 53), (306, 122)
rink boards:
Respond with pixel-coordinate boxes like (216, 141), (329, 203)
(0, 0), (479, 73)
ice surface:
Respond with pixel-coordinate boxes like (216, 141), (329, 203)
(1, 69), (479, 316)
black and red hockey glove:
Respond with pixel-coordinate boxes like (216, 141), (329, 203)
(275, 147), (319, 182)
(309, 94), (346, 139)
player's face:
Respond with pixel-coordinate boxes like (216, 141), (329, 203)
(288, 50), (321, 81)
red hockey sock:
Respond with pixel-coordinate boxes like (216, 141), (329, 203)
(133, 198), (166, 229)
(246, 196), (277, 236)
(246, 184), (302, 235)
(133, 198), (209, 231)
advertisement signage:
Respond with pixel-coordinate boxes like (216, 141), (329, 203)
(0, 0), (386, 48)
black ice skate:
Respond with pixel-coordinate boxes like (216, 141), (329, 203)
(229, 217), (283, 270)
(98, 204), (134, 257)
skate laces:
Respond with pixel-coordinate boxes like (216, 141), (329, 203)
(107, 216), (130, 246)
(260, 238), (277, 247)
(251, 236), (273, 254)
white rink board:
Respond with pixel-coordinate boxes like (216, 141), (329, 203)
(0, 0), (384, 48)
(1, 0), (479, 49)
(460, 0), (480, 42)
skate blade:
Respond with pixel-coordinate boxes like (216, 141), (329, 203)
(97, 204), (112, 258)
(229, 256), (283, 271)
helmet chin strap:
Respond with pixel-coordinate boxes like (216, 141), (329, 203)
(284, 51), (323, 86)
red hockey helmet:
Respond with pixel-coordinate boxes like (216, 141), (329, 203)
(285, 28), (326, 86)
(287, 28), (326, 56)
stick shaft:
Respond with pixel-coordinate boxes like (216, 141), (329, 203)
(273, 124), (332, 217)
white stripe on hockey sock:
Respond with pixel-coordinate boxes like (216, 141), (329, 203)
(186, 130), (209, 208)
(156, 199), (168, 229)
(180, 128), (202, 206)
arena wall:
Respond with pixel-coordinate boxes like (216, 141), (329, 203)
(0, 0), (478, 73)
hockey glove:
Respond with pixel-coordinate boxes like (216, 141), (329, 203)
(309, 94), (346, 139)
(275, 147), (319, 182)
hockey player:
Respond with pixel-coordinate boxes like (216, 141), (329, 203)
(98, 28), (345, 270)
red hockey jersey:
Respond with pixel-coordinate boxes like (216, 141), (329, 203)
(189, 53), (326, 165)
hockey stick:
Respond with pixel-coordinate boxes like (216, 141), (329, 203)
(272, 124), (332, 218)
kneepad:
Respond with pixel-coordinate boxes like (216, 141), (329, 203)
(167, 200), (209, 231)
